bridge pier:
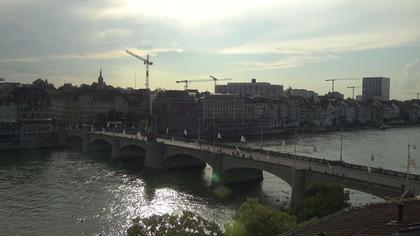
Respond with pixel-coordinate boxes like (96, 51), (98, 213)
(111, 139), (120, 160)
(144, 142), (164, 169)
(82, 133), (89, 152)
(291, 169), (306, 211)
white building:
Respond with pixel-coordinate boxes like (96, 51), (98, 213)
(215, 79), (283, 98)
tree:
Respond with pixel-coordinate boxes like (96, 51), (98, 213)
(127, 211), (222, 236)
(298, 182), (350, 221)
(225, 198), (297, 236)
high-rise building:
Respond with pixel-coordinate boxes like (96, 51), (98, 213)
(215, 79), (283, 97)
(362, 77), (390, 101)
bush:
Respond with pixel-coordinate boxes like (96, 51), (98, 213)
(225, 198), (297, 236)
(298, 182), (350, 221)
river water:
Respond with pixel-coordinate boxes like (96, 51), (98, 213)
(0, 127), (419, 235)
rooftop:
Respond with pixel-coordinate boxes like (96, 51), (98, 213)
(282, 199), (420, 236)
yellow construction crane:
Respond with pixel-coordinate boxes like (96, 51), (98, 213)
(176, 79), (214, 90)
(408, 92), (420, 99)
(347, 86), (361, 99)
(325, 78), (359, 92)
(126, 50), (153, 89)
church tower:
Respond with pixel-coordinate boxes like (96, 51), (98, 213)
(98, 69), (106, 88)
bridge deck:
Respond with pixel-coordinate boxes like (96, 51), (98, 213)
(76, 131), (420, 195)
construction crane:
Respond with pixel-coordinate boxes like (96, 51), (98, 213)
(176, 79), (214, 90)
(347, 86), (361, 100)
(325, 78), (359, 92)
(209, 75), (232, 92)
(408, 92), (420, 99)
(126, 50), (153, 89)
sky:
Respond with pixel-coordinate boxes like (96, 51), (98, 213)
(0, 0), (420, 100)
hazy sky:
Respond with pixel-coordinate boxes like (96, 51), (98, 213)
(1, 0), (420, 99)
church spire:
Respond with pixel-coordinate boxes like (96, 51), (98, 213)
(98, 69), (105, 88)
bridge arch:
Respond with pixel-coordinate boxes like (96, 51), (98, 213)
(85, 138), (113, 159)
(67, 134), (84, 150)
(163, 152), (208, 170)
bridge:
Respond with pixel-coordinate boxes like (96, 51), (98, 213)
(66, 130), (420, 210)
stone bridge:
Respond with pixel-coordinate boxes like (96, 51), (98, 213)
(66, 130), (420, 210)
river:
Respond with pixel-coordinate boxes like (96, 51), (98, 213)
(0, 127), (419, 235)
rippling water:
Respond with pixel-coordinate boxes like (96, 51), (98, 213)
(0, 127), (419, 235)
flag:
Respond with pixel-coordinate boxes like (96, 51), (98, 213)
(240, 136), (246, 143)
(123, 129), (126, 135)
(217, 132), (222, 139)
(367, 166), (371, 173)
(107, 122), (110, 128)
(137, 131), (141, 138)
(184, 129), (188, 136)
(76, 124), (78, 129)
(371, 153), (375, 162)
(409, 158), (417, 168)
(166, 128), (169, 134)
(91, 126), (94, 132)
(282, 140), (285, 148)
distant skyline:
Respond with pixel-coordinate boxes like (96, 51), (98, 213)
(0, 0), (420, 100)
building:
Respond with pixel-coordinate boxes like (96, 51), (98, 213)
(362, 77), (390, 101)
(199, 94), (279, 137)
(153, 90), (197, 137)
(281, 199), (420, 236)
(10, 87), (55, 148)
(215, 79), (283, 98)
(0, 96), (19, 147)
(287, 88), (319, 103)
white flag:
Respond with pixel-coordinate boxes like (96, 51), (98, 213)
(166, 128), (169, 134)
(107, 122), (110, 128)
(217, 132), (222, 139)
(240, 136), (246, 143)
(367, 166), (371, 173)
(184, 129), (188, 136)
(123, 129), (126, 135)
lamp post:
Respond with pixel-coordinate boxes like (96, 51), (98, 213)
(406, 142), (416, 191)
(339, 134), (343, 163)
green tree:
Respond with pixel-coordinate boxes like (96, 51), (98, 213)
(298, 182), (350, 221)
(225, 198), (297, 236)
(127, 211), (222, 236)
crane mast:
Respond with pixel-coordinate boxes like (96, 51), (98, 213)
(325, 78), (359, 92)
(126, 50), (153, 89)
(347, 86), (361, 100)
(209, 75), (232, 93)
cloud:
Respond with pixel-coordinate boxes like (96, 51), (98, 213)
(0, 48), (183, 63)
(234, 54), (340, 71)
(401, 58), (420, 89)
(217, 29), (420, 55)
